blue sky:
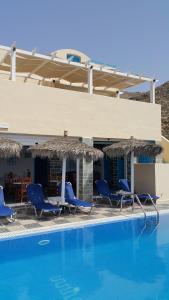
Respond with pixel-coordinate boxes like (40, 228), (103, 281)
(0, 0), (168, 90)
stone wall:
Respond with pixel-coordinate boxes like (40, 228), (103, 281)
(49, 158), (62, 180)
(48, 158), (62, 196)
(79, 138), (93, 201)
(48, 138), (94, 200)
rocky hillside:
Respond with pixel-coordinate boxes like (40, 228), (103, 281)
(124, 81), (169, 139)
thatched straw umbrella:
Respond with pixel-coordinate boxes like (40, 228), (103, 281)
(28, 137), (103, 203)
(0, 138), (22, 158)
(103, 137), (163, 193)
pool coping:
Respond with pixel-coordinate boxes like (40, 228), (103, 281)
(0, 208), (168, 241)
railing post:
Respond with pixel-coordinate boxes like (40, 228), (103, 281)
(10, 46), (16, 81)
(88, 65), (93, 94)
(116, 91), (120, 99)
(150, 79), (156, 104)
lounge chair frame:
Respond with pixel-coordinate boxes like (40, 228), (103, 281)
(65, 182), (94, 214)
(0, 186), (16, 223)
(27, 184), (62, 218)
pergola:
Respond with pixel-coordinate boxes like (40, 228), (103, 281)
(0, 43), (156, 101)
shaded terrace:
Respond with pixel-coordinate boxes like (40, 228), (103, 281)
(0, 44), (156, 101)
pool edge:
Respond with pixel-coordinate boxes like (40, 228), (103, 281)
(0, 208), (168, 241)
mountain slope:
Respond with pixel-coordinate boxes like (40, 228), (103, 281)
(124, 81), (169, 139)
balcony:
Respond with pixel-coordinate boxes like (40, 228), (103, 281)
(0, 44), (156, 102)
(0, 44), (161, 141)
(0, 78), (161, 141)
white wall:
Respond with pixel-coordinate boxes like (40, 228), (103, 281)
(134, 164), (156, 195)
(161, 136), (169, 163)
(0, 79), (161, 141)
(135, 163), (169, 200)
(155, 163), (169, 199)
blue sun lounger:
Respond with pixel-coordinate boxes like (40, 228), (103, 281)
(27, 184), (62, 217)
(0, 186), (15, 222)
(95, 179), (133, 209)
(65, 182), (94, 213)
(119, 179), (159, 204)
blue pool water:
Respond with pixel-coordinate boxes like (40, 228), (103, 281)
(0, 214), (169, 300)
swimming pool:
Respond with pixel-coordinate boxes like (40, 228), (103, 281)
(0, 213), (169, 300)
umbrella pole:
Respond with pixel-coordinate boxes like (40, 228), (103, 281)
(76, 157), (80, 198)
(130, 150), (134, 193)
(61, 157), (66, 204)
(130, 150), (135, 210)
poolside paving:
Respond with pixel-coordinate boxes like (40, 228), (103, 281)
(0, 198), (169, 238)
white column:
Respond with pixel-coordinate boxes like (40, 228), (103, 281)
(10, 46), (16, 81)
(150, 80), (156, 104)
(76, 157), (80, 198)
(61, 157), (67, 204)
(88, 65), (93, 94)
(130, 151), (134, 194)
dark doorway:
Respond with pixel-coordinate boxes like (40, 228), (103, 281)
(94, 141), (125, 191)
(34, 157), (49, 189)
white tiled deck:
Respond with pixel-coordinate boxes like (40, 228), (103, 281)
(0, 198), (168, 239)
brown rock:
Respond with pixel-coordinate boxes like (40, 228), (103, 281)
(124, 82), (169, 139)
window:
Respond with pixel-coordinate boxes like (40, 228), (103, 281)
(67, 54), (81, 63)
(138, 155), (154, 164)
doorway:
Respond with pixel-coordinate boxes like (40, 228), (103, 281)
(34, 157), (49, 189)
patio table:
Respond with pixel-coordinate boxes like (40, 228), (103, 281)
(13, 181), (31, 202)
(47, 196), (70, 213)
(47, 196), (69, 207)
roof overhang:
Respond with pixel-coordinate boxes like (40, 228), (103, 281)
(0, 45), (154, 94)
